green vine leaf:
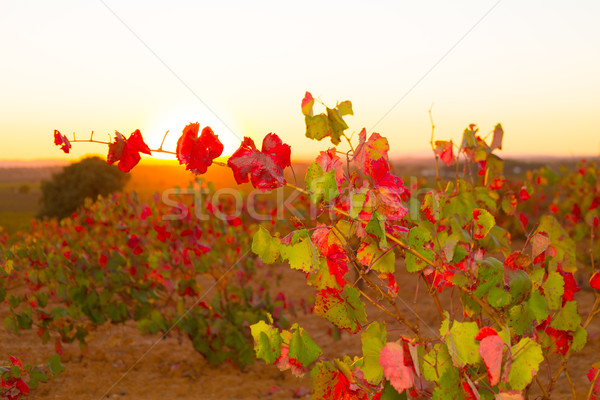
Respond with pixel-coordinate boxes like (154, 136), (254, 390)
(305, 162), (340, 204)
(507, 338), (543, 390)
(444, 320), (481, 368)
(250, 320), (282, 364)
(252, 226), (280, 264)
(289, 325), (322, 367)
(360, 321), (387, 384)
(406, 226), (434, 272)
(314, 286), (367, 334)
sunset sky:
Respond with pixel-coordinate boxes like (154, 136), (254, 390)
(1, 1), (599, 164)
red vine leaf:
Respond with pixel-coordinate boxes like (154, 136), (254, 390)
(107, 129), (152, 172)
(301, 91), (315, 116)
(478, 334), (503, 386)
(475, 326), (498, 341)
(590, 272), (600, 290)
(434, 140), (455, 166)
(228, 133), (291, 191)
(53, 130), (72, 153)
(176, 123), (224, 174)
(587, 367), (600, 400)
(127, 129), (152, 154)
(379, 342), (414, 393)
(352, 130), (389, 174)
(504, 251), (531, 271)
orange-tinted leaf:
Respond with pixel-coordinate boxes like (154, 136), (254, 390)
(352, 130), (389, 174)
(434, 140), (455, 166)
(479, 334), (503, 386)
(301, 91), (315, 116)
(490, 123), (504, 151)
(379, 342), (414, 393)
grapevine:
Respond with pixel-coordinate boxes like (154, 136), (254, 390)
(1, 91), (599, 399)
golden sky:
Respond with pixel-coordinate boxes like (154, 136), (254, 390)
(1, 1), (599, 163)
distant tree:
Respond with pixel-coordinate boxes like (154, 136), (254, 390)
(17, 184), (30, 194)
(38, 156), (129, 219)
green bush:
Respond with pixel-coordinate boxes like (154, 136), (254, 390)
(38, 156), (128, 219)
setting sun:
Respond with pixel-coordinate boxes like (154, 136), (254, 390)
(142, 104), (243, 160)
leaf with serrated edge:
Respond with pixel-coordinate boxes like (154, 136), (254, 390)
(252, 226), (280, 264)
(550, 301), (581, 331)
(571, 326), (588, 352)
(280, 237), (319, 273)
(289, 326), (322, 366)
(314, 286), (366, 333)
(422, 343), (452, 381)
(250, 320), (282, 364)
(445, 320), (480, 367)
(361, 322), (386, 384)
(479, 334), (504, 386)
(380, 342), (414, 393)
(507, 338), (543, 391)
(406, 226), (434, 272)
(542, 272), (564, 311)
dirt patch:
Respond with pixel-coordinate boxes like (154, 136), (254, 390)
(2, 262), (599, 399)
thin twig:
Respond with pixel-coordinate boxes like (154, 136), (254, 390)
(587, 367), (600, 400)
(71, 139), (111, 145)
(354, 285), (418, 335)
(428, 105), (441, 188)
(591, 223), (596, 272)
(420, 273), (444, 318)
(535, 375), (550, 399)
(342, 133), (355, 154)
(562, 359), (576, 400)
(158, 130), (169, 151)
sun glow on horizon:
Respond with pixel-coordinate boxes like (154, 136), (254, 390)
(142, 105), (244, 160)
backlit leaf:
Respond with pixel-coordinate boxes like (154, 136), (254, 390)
(306, 162), (339, 204)
(571, 326), (588, 352)
(176, 123), (224, 174)
(535, 215), (576, 272)
(280, 237), (319, 273)
(490, 123), (504, 151)
(473, 208), (495, 239)
(338, 100), (353, 116)
(301, 91), (315, 116)
(228, 133), (291, 191)
(107, 129), (152, 172)
(252, 226), (280, 264)
(422, 343), (452, 381)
